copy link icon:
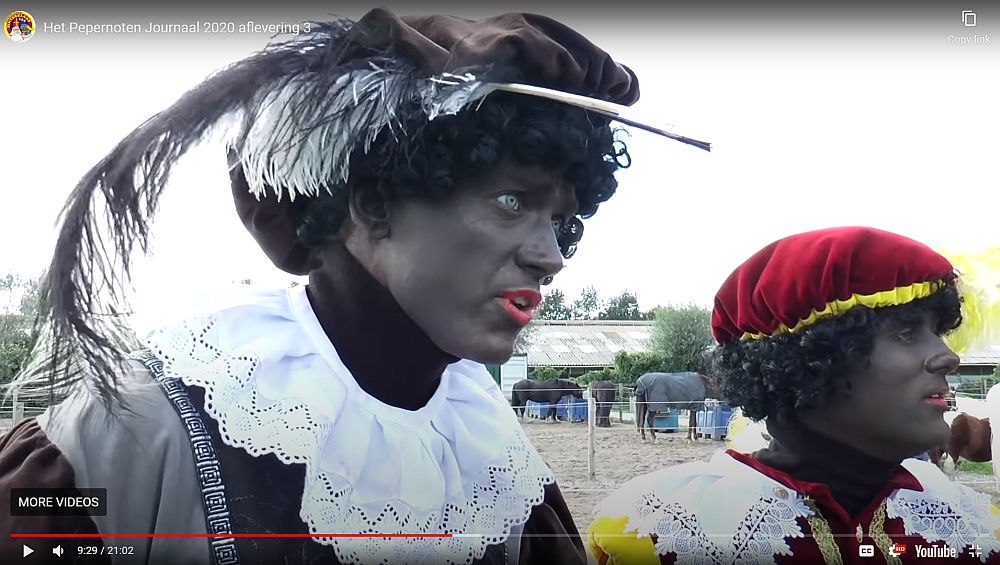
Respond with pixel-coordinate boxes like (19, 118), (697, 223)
(962, 10), (977, 27)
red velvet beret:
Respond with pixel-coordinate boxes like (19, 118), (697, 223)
(711, 227), (956, 344)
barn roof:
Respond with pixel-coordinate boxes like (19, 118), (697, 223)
(520, 320), (654, 368)
(962, 347), (1000, 366)
(519, 320), (1000, 370)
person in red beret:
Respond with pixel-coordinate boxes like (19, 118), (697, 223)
(589, 226), (1000, 564)
(0, 9), (707, 565)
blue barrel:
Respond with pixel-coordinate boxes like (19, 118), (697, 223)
(556, 399), (570, 420)
(526, 400), (551, 419)
(555, 398), (588, 422)
(568, 398), (588, 422)
(653, 412), (680, 431)
(697, 405), (733, 439)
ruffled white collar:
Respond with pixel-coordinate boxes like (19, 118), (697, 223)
(595, 451), (1000, 563)
(144, 285), (554, 564)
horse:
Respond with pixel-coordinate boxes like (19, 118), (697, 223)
(511, 378), (583, 421)
(928, 412), (992, 481)
(635, 372), (720, 442)
(590, 380), (617, 427)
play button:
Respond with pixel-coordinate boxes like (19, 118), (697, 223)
(23, 544), (34, 557)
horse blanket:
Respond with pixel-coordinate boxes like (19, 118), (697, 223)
(635, 372), (706, 413)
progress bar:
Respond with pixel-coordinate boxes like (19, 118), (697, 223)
(11, 533), (481, 539)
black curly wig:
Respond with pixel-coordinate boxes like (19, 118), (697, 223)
(714, 283), (963, 422)
(292, 90), (630, 259)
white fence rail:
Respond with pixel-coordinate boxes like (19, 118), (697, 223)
(0, 391), (48, 434)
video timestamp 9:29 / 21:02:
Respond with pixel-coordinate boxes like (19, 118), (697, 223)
(78, 544), (136, 557)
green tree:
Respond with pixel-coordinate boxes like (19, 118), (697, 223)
(538, 289), (573, 320)
(571, 286), (600, 320)
(651, 303), (715, 373)
(640, 306), (662, 320)
(599, 291), (643, 320)
(576, 367), (616, 386)
(612, 350), (668, 385)
(0, 274), (43, 385)
(530, 366), (564, 381)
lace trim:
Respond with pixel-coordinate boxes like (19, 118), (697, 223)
(145, 309), (552, 565)
(888, 486), (1000, 562)
(628, 490), (810, 564)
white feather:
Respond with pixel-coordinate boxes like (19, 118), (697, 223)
(226, 68), (710, 202)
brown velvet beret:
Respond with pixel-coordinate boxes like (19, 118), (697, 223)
(365, 8), (639, 104)
(234, 7), (640, 274)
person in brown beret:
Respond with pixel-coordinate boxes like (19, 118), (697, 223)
(0, 8), (708, 565)
(589, 227), (1000, 564)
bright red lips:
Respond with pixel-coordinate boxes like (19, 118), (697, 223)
(498, 289), (542, 326)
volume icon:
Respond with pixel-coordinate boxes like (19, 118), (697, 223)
(52, 545), (65, 557)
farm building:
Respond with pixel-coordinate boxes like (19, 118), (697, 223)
(518, 320), (654, 377)
(484, 353), (528, 401)
(513, 320), (999, 382)
(478, 321), (1000, 402)
(949, 346), (1000, 394)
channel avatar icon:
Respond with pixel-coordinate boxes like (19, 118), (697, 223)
(4, 11), (34, 43)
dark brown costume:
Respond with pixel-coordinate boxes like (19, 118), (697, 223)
(2, 8), (644, 565)
(0, 249), (585, 564)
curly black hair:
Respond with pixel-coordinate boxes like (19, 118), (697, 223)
(713, 283), (963, 422)
(293, 90), (630, 259)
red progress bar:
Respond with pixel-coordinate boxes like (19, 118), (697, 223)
(12, 533), (455, 538)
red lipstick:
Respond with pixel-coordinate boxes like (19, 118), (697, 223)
(498, 289), (542, 326)
(923, 390), (950, 410)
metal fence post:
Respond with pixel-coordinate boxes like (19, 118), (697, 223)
(617, 385), (623, 424)
(12, 399), (25, 426)
(587, 395), (596, 479)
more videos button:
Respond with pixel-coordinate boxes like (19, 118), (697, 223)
(10, 488), (108, 517)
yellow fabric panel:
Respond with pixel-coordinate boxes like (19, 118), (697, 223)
(587, 515), (659, 565)
(740, 280), (943, 341)
(940, 247), (1000, 354)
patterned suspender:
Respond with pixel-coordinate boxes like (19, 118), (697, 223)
(131, 350), (241, 565)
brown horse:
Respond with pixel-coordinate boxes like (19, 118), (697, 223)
(928, 413), (991, 478)
(590, 380), (617, 428)
(635, 372), (720, 442)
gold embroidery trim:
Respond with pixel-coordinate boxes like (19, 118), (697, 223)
(804, 499), (844, 565)
(871, 500), (902, 565)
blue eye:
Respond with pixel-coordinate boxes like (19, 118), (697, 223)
(496, 193), (520, 211)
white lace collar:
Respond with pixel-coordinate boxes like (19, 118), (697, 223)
(144, 285), (554, 564)
(598, 451), (1000, 564)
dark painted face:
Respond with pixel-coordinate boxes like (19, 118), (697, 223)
(799, 309), (960, 460)
(370, 157), (577, 363)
